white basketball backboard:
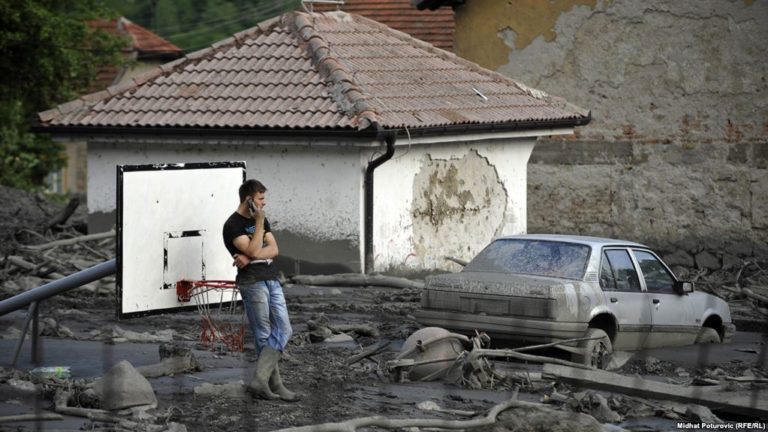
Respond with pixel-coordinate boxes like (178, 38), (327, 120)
(116, 162), (245, 318)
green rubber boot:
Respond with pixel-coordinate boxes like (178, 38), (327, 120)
(247, 347), (280, 400)
(269, 364), (301, 402)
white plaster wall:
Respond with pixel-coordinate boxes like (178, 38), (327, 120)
(87, 141), (363, 245)
(370, 138), (536, 273)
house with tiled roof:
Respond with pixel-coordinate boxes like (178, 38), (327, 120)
(37, 11), (589, 274)
(51, 18), (182, 194)
(312, 0), (456, 51)
(88, 17), (182, 89)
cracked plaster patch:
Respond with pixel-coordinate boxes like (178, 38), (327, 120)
(411, 150), (507, 267)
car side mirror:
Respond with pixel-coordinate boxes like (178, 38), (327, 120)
(674, 281), (694, 295)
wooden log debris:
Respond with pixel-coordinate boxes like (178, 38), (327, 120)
(0, 413), (63, 423)
(347, 340), (391, 365)
(542, 363), (768, 419)
(291, 273), (424, 289)
(443, 256), (468, 267)
(273, 395), (526, 432)
(5, 256), (66, 279)
(467, 348), (594, 370)
(21, 230), (115, 252)
(46, 197), (80, 231)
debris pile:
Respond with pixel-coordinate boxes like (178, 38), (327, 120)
(680, 261), (768, 328)
(0, 344), (196, 431)
(0, 191), (114, 299)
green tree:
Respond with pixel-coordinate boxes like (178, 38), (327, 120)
(105, 0), (300, 52)
(0, 0), (125, 190)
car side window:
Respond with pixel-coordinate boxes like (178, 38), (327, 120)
(602, 249), (641, 292)
(634, 250), (675, 294)
(599, 251), (617, 290)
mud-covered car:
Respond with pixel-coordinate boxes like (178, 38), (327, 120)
(415, 235), (735, 368)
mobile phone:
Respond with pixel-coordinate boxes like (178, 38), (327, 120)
(247, 199), (256, 213)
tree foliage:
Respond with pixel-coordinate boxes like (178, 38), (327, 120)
(105, 0), (300, 51)
(0, 0), (125, 190)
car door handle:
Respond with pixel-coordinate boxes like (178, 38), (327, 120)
(610, 297), (618, 303)
(652, 298), (660, 304)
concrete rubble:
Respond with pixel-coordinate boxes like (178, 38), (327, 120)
(92, 360), (158, 410)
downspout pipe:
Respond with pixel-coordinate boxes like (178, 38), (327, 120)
(364, 125), (396, 274)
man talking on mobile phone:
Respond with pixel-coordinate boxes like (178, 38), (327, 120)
(221, 179), (298, 401)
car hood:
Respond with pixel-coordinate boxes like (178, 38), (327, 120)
(426, 271), (571, 298)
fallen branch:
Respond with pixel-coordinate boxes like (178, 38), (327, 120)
(53, 390), (119, 423)
(22, 230), (115, 252)
(46, 197), (80, 230)
(511, 336), (596, 355)
(742, 287), (768, 305)
(272, 395), (527, 432)
(417, 400), (477, 417)
(468, 348), (594, 370)
(443, 256), (468, 267)
(5, 256), (66, 279)
(53, 390), (165, 431)
(291, 273), (423, 290)
(387, 356), (460, 370)
(723, 285), (768, 305)
(725, 376), (768, 383)
(541, 363), (768, 419)
(0, 413), (63, 423)
(331, 324), (379, 338)
(347, 340), (391, 365)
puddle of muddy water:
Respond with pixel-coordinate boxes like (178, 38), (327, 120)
(0, 338), (161, 377)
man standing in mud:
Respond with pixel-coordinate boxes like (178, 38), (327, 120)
(222, 179), (299, 401)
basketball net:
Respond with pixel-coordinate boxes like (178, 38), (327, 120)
(176, 280), (245, 352)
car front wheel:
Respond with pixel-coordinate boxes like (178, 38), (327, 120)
(695, 327), (721, 344)
(572, 328), (613, 369)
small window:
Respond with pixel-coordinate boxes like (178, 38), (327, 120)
(634, 250), (675, 293)
(603, 249), (641, 292)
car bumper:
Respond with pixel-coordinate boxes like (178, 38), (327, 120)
(413, 309), (588, 343)
(723, 322), (736, 343)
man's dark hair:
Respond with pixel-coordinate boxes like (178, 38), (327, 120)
(239, 179), (267, 202)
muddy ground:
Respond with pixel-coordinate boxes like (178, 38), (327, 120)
(0, 187), (767, 431)
(1, 282), (767, 431)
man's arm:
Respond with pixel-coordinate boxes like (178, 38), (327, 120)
(232, 215), (266, 258)
(232, 232), (279, 268)
(252, 232), (278, 259)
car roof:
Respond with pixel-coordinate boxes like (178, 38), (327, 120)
(495, 234), (649, 249)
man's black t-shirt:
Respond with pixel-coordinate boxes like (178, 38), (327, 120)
(222, 212), (279, 283)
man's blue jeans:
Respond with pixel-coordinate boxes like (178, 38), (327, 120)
(238, 279), (292, 354)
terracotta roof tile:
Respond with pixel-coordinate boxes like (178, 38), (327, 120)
(122, 20), (181, 54)
(87, 18), (182, 90)
(38, 11), (589, 133)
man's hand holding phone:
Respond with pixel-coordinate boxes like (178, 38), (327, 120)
(247, 198), (265, 222)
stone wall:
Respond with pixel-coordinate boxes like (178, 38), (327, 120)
(450, 0), (768, 270)
(528, 139), (768, 270)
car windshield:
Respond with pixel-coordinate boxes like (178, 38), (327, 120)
(464, 239), (591, 280)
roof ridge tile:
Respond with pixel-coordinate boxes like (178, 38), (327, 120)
(289, 12), (378, 130)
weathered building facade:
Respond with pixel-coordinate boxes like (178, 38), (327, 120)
(38, 11), (588, 275)
(427, 0), (768, 268)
